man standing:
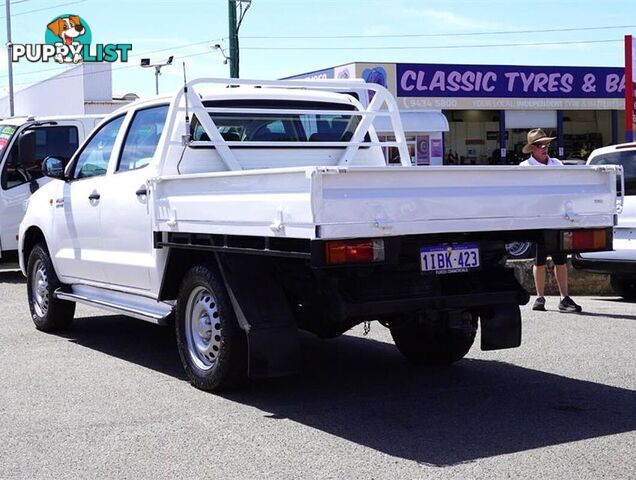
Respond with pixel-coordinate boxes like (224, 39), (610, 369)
(520, 128), (582, 313)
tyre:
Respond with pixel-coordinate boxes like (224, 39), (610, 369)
(389, 312), (477, 366)
(505, 241), (534, 259)
(610, 275), (636, 301)
(175, 264), (246, 391)
(26, 243), (75, 332)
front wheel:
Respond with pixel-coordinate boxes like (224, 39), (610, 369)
(175, 264), (246, 391)
(26, 243), (75, 332)
(389, 312), (477, 366)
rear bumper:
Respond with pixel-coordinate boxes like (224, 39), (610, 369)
(571, 254), (636, 275)
(344, 290), (529, 318)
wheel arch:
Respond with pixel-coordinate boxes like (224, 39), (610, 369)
(21, 226), (47, 274)
(158, 247), (220, 301)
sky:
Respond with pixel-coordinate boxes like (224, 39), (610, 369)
(0, 0), (635, 98)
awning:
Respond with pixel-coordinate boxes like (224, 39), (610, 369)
(373, 110), (449, 133)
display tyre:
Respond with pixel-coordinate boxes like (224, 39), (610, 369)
(610, 275), (636, 301)
(390, 317), (477, 366)
(505, 241), (534, 259)
(176, 264), (246, 391)
(26, 243), (75, 332)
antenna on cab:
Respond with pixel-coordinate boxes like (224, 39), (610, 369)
(182, 62), (191, 145)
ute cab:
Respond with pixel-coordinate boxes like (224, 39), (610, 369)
(573, 142), (636, 299)
(0, 115), (102, 266)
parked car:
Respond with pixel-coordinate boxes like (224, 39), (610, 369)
(572, 142), (636, 300)
(19, 78), (620, 391)
(0, 115), (103, 267)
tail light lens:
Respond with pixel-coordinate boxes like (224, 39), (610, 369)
(325, 239), (385, 265)
(561, 229), (609, 251)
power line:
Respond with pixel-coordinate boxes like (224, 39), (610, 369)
(241, 38), (624, 51)
(0, 38), (223, 80)
(9, 50), (218, 89)
(242, 24), (636, 40)
(0, 0), (86, 19)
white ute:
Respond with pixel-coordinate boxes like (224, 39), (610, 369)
(573, 142), (636, 299)
(19, 78), (623, 391)
(0, 115), (102, 269)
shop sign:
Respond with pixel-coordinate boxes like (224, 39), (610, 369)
(431, 139), (443, 158)
(397, 64), (625, 99)
(284, 67), (335, 80)
(416, 135), (430, 165)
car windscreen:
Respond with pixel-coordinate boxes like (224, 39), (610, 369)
(589, 150), (636, 196)
(191, 99), (370, 145)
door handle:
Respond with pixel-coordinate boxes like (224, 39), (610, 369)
(135, 186), (148, 196)
(88, 192), (100, 201)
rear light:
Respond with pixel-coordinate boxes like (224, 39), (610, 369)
(561, 229), (608, 251)
(325, 239), (385, 265)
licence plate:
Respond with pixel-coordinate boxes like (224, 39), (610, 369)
(420, 243), (480, 274)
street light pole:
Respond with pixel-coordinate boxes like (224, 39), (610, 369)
(140, 56), (174, 95)
(5, 0), (15, 116)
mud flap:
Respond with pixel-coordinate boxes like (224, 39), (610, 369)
(479, 304), (522, 351)
(215, 253), (300, 379)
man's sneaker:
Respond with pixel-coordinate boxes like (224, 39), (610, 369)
(532, 296), (546, 311)
(559, 296), (582, 313)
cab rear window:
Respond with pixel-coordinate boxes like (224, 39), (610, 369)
(190, 99), (370, 146)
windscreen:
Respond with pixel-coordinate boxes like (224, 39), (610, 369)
(191, 100), (369, 144)
(589, 150), (636, 196)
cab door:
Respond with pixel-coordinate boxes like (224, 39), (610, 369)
(98, 105), (169, 290)
(0, 123), (81, 252)
(52, 116), (126, 282)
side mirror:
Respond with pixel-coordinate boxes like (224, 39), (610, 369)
(41, 156), (66, 180)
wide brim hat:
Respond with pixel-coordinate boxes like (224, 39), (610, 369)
(522, 128), (556, 154)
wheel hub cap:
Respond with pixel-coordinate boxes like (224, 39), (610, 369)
(185, 287), (222, 371)
(31, 259), (49, 317)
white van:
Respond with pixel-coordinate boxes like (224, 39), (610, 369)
(0, 115), (102, 266)
(573, 142), (636, 299)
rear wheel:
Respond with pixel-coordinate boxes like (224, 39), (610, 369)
(389, 312), (477, 366)
(175, 264), (246, 391)
(26, 243), (75, 332)
(610, 275), (636, 301)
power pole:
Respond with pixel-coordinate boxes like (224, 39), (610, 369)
(228, 0), (239, 78)
(5, 0), (15, 116)
(227, 0), (251, 78)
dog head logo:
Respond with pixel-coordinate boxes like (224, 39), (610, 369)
(45, 14), (92, 64)
(47, 15), (85, 45)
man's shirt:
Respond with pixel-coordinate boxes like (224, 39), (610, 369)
(519, 155), (564, 166)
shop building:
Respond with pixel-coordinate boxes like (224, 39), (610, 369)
(288, 62), (626, 165)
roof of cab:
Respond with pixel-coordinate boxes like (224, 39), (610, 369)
(110, 85), (360, 116)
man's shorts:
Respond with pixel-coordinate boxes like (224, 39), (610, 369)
(535, 243), (566, 266)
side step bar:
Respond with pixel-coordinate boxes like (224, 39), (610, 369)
(55, 285), (174, 325)
(0, 262), (20, 273)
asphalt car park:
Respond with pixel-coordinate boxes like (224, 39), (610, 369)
(0, 270), (634, 479)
